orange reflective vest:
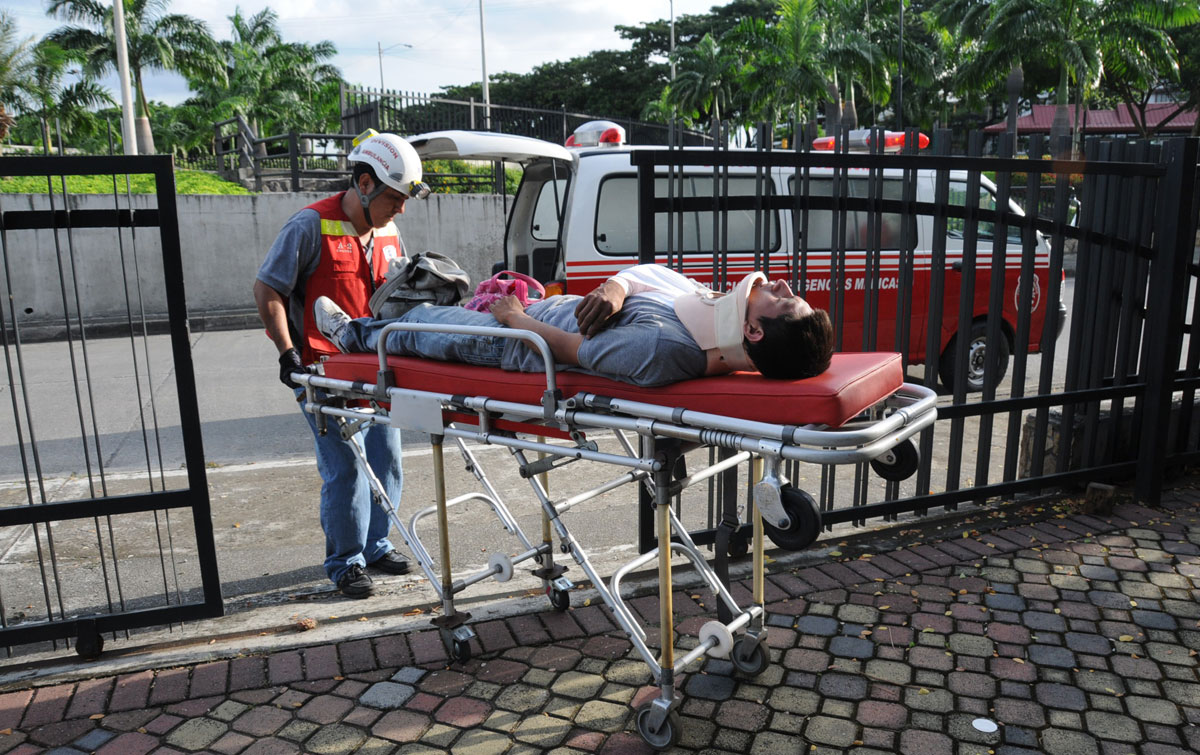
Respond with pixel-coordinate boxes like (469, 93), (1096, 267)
(300, 193), (402, 363)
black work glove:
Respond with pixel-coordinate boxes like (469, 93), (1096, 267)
(278, 347), (304, 389)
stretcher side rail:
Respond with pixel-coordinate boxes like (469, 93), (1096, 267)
(373, 321), (561, 420)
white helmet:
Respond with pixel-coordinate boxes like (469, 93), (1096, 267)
(348, 129), (430, 203)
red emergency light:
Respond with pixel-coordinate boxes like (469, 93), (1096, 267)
(811, 130), (930, 153)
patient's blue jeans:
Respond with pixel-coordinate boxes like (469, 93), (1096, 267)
(296, 388), (401, 585)
(341, 304), (508, 366)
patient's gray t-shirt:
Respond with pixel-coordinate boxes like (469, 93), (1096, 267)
(500, 294), (707, 387)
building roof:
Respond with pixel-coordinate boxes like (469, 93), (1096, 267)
(982, 103), (1197, 134)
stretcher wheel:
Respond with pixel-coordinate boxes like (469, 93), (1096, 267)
(635, 705), (681, 750)
(548, 588), (570, 612)
(440, 629), (473, 664)
(730, 636), (768, 676)
(762, 486), (821, 551)
(870, 439), (920, 482)
(452, 639), (472, 663)
(75, 631), (103, 660)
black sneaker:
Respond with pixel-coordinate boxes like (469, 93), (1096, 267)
(337, 564), (373, 598)
(369, 550), (411, 575)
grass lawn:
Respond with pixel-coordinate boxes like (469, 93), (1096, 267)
(0, 170), (252, 195)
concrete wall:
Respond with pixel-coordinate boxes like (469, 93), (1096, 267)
(1, 192), (507, 333)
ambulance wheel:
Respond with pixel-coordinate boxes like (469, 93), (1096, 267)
(635, 706), (681, 751)
(727, 531), (749, 559)
(870, 439), (920, 482)
(731, 637), (768, 676)
(762, 486), (822, 551)
(939, 320), (1010, 393)
(75, 631), (103, 660)
(549, 588), (570, 612)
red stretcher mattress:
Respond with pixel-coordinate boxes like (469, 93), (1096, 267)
(321, 351), (903, 429)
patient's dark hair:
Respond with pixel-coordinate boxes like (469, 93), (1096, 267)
(744, 309), (834, 380)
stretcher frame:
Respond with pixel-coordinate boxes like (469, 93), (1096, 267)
(294, 321), (937, 749)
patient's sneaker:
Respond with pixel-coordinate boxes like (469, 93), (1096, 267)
(313, 296), (352, 353)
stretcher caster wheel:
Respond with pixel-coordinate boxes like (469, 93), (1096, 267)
(440, 628), (474, 664)
(548, 588), (570, 612)
(871, 439), (920, 481)
(75, 632), (103, 660)
(763, 486), (821, 551)
(731, 637), (768, 676)
(636, 705), (681, 750)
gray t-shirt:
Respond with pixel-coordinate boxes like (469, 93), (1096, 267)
(499, 294), (708, 387)
(256, 206), (405, 347)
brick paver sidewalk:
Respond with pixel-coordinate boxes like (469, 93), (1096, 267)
(1, 487), (1199, 754)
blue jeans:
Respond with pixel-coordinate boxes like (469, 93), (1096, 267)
(341, 303), (507, 366)
(296, 389), (402, 584)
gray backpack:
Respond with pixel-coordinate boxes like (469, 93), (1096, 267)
(368, 251), (472, 320)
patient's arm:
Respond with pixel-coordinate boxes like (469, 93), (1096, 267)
(490, 295), (582, 366)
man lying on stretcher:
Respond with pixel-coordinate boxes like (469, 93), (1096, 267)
(313, 264), (834, 388)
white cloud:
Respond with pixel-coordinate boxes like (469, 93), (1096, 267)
(8, 0), (718, 106)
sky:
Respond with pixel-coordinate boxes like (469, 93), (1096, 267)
(6, 0), (720, 106)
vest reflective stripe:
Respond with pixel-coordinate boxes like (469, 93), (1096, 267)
(320, 218), (356, 237)
(300, 193), (400, 363)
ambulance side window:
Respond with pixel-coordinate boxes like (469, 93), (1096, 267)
(786, 177), (909, 250)
(531, 179), (568, 242)
(594, 175), (780, 256)
(947, 181), (1022, 244)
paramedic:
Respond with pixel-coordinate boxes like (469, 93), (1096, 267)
(314, 264), (833, 387)
(253, 130), (431, 599)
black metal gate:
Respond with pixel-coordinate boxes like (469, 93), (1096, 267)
(0, 154), (221, 657)
(631, 127), (1200, 529)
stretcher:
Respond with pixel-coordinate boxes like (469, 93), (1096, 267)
(294, 321), (936, 749)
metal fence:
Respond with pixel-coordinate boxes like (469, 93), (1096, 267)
(632, 127), (1200, 534)
(0, 155), (222, 657)
(212, 115), (508, 193)
(340, 85), (712, 148)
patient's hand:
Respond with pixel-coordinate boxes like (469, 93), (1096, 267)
(576, 280), (626, 337)
(488, 295), (527, 326)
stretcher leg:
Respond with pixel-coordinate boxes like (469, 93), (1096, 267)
(636, 461), (682, 749)
(429, 435), (475, 663)
(731, 456), (769, 674)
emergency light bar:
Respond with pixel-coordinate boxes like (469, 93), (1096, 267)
(812, 130), (930, 153)
(566, 120), (626, 148)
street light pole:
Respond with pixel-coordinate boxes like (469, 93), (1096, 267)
(377, 41), (413, 92)
(670, 0), (675, 81)
(112, 0), (137, 155)
(479, 0), (491, 130)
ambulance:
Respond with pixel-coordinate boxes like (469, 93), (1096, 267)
(408, 122), (1066, 391)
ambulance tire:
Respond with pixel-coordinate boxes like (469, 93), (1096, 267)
(939, 321), (1010, 393)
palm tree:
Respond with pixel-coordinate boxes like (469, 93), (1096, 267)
(0, 11), (37, 141)
(46, 0), (224, 152)
(725, 0), (827, 127)
(188, 7), (341, 137)
(21, 40), (113, 149)
(667, 33), (743, 131)
(935, 0), (1196, 147)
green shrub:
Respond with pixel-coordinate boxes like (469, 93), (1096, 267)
(0, 170), (252, 195)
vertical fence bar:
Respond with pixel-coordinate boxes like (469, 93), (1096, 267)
(1136, 138), (1199, 504)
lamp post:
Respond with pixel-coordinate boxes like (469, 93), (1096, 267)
(377, 41), (413, 91)
(670, 0), (676, 81)
(112, 0), (137, 154)
(479, 0), (491, 130)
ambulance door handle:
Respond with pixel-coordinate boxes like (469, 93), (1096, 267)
(951, 261), (963, 272)
(597, 233), (607, 242)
